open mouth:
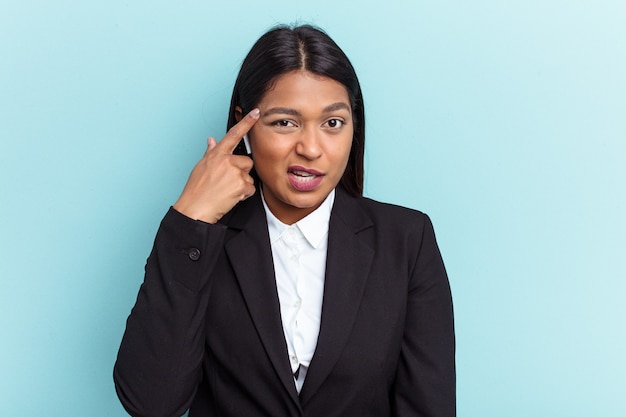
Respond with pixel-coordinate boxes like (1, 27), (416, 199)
(288, 166), (324, 191)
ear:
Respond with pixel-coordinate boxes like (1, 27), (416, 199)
(235, 106), (243, 122)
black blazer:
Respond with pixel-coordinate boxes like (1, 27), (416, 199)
(114, 188), (455, 417)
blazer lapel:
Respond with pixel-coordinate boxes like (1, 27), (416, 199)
(299, 189), (375, 404)
(222, 194), (301, 405)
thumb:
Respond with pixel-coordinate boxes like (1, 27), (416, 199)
(206, 137), (217, 153)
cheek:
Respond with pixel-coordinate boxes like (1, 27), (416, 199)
(249, 129), (275, 159)
(335, 135), (354, 165)
(249, 133), (290, 177)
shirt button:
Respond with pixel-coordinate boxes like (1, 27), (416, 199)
(294, 300), (301, 308)
(188, 248), (201, 261)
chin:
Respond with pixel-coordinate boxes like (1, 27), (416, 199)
(286, 197), (321, 209)
(284, 192), (326, 209)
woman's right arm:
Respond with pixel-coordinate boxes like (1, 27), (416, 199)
(113, 209), (226, 417)
(114, 110), (260, 417)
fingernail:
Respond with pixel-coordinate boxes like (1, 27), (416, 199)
(249, 108), (260, 118)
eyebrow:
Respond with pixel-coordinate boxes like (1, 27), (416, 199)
(262, 102), (351, 117)
(322, 102), (351, 113)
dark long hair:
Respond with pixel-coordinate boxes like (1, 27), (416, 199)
(227, 25), (365, 197)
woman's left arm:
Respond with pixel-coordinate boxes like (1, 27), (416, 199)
(392, 214), (456, 417)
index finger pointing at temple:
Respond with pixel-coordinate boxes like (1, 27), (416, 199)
(218, 108), (261, 153)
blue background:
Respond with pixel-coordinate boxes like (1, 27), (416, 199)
(1, 0), (624, 415)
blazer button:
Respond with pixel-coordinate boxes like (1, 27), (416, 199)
(188, 248), (201, 261)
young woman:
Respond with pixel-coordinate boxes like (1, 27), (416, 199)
(114, 25), (455, 417)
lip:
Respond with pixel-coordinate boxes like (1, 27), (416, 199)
(287, 165), (325, 191)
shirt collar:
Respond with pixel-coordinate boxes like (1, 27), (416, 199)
(262, 189), (335, 249)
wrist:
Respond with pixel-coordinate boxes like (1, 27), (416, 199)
(172, 201), (219, 224)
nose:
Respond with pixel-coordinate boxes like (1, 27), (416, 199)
(295, 127), (322, 160)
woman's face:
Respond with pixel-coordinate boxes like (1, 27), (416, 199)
(246, 70), (353, 224)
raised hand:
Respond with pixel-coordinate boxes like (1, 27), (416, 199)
(173, 109), (260, 223)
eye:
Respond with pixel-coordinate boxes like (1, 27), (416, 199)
(272, 119), (296, 128)
(324, 118), (344, 129)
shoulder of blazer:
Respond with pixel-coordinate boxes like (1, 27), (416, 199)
(333, 187), (430, 236)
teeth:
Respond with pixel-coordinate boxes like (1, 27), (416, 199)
(290, 171), (316, 182)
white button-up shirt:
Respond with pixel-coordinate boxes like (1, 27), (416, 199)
(262, 189), (334, 393)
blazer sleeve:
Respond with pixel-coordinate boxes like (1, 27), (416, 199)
(113, 208), (226, 417)
(392, 214), (456, 417)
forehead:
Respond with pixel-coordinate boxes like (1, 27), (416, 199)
(258, 70), (351, 111)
